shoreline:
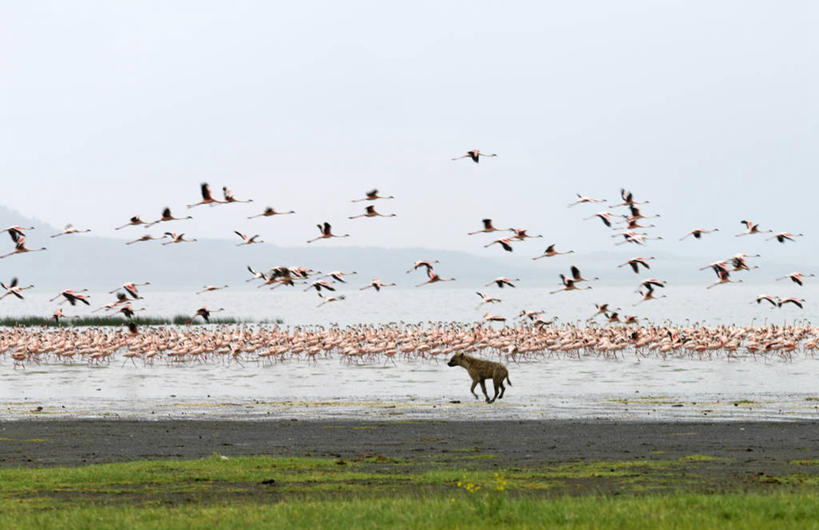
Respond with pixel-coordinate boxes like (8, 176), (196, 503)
(2, 389), (818, 422)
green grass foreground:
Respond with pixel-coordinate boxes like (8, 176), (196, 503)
(4, 494), (819, 530)
(1, 455), (819, 529)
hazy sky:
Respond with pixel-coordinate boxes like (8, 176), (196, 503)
(2, 1), (817, 261)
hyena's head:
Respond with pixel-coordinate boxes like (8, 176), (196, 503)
(447, 352), (465, 367)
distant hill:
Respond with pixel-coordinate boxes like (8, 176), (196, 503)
(0, 204), (58, 234)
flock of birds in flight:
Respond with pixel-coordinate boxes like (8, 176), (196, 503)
(0, 148), (811, 334)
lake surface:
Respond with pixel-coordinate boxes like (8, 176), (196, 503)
(0, 284), (815, 327)
(1, 285), (817, 422)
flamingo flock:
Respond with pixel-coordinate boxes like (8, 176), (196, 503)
(0, 151), (813, 370)
(1, 322), (817, 369)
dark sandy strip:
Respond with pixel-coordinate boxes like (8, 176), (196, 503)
(0, 420), (817, 474)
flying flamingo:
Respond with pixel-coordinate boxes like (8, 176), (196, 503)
(618, 257), (655, 274)
(614, 232), (662, 246)
(590, 303), (619, 318)
(406, 260), (438, 274)
(468, 219), (512, 235)
(619, 217), (655, 230)
(246, 266), (268, 282)
(755, 295), (779, 307)
(0, 236), (46, 259)
(196, 285), (228, 295)
(360, 279), (396, 291)
(699, 260), (729, 272)
(584, 211), (615, 228)
(532, 244), (574, 260)
(316, 294), (346, 307)
(52, 308), (69, 324)
(416, 270), (455, 287)
(289, 266), (315, 279)
(476, 292), (501, 305)
(569, 266), (598, 283)
(50, 289), (90, 306)
(321, 271), (358, 283)
(623, 315), (641, 325)
(736, 220), (772, 237)
(222, 186), (253, 204)
(248, 207), (295, 218)
(307, 222), (350, 243)
(259, 270), (295, 289)
(109, 282), (150, 299)
(511, 229), (543, 241)
(147, 208), (192, 227)
(486, 277), (519, 289)
(706, 265), (742, 289)
(93, 292), (130, 312)
(115, 215), (148, 230)
(304, 280), (336, 293)
(612, 189), (649, 208)
(767, 232), (804, 243)
(349, 205), (397, 219)
(125, 234), (167, 245)
(729, 254), (759, 272)
(634, 279), (666, 305)
(624, 204), (659, 221)
(776, 272), (815, 286)
(351, 189), (395, 202)
(680, 228), (719, 241)
(778, 297), (806, 309)
(186, 307), (225, 324)
(162, 233), (197, 245)
(51, 224), (91, 238)
(568, 194), (606, 207)
(519, 309), (545, 320)
(550, 274), (592, 294)
(234, 231), (263, 246)
(118, 304), (145, 319)
(483, 312), (506, 323)
(452, 149), (497, 163)
(484, 238), (514, 252)
(3, 226), (33, 243)
(0, 278), (34, 300)
(187, 183), (224, 208)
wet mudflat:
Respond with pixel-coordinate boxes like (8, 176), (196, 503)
(0, 419), (816, 477)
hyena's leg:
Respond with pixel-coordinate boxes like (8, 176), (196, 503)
(495, 376), (505, 399)
(479, 379), (492, 403)
(470, 380), (480, 399)
(489, 378), (501, 403)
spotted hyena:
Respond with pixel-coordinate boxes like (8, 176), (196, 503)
(447, 353), (511, 403)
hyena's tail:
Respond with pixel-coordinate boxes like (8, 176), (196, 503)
(506, 374), (512, 386)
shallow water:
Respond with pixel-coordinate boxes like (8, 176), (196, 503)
(2, 354), (818, 422)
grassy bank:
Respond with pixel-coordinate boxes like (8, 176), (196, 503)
(4, 494), (819, 529)
(1, 454), (819, 528)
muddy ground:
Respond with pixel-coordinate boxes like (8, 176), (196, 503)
(0, 420), (816, 472)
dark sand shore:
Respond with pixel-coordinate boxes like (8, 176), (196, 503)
(1, 420), (817, 476)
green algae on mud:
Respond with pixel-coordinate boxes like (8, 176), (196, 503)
(1, 455), (819, 529)
(2, 451), (819, 503)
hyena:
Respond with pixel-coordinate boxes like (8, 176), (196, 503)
(447, 352), (511, 403)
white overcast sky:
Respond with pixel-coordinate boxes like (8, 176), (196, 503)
(1, 1), (817, 259)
